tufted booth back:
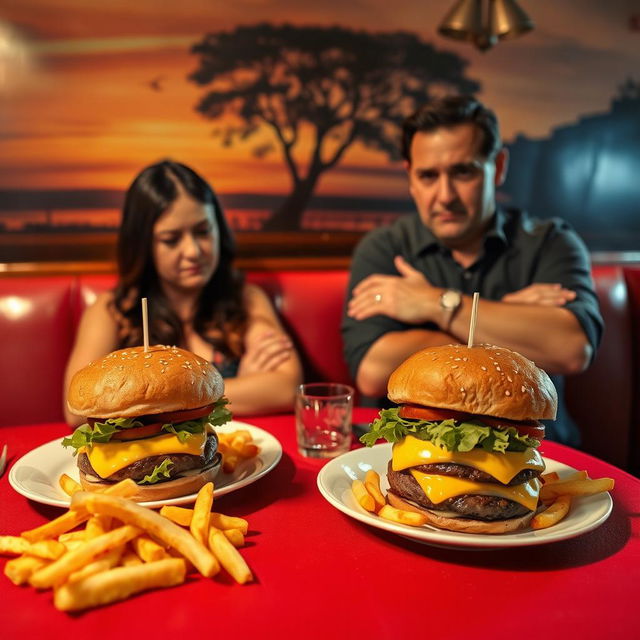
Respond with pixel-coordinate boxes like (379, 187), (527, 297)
(75, 271), (352, 387)
(0, 266), (638, 474)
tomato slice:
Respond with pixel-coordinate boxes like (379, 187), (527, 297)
(398, 404), (471, 422)
(143, 404), (214, 425)
(397, 404), (545, 440)
(110, 423), (164, 441)
(477, 415), (545, 440)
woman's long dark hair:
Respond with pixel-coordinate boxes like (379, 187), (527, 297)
(113, 160), (247, 359)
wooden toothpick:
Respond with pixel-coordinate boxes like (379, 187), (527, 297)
(467, 292), (480, 348)
(142, 297), (149, 351)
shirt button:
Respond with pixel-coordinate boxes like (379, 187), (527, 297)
(463, 272), (472, 280)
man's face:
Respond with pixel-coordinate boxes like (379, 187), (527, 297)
(406, 123), (507, 250)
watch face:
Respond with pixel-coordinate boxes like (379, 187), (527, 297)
(441, 290), (462, 309)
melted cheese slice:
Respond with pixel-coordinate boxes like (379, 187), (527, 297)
(409, 471), (542, 512)
(79, 432), (206, 479)
(392, 435), (544, 484)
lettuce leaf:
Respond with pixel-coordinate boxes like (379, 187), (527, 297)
(61, 397), (233, 452)
(61, 418), (143, 454)
(139, 458), (174, 484)
(207, 397), (233, 426)
(359, 407), (539, 452)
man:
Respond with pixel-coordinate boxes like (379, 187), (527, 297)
(342, 95), (603, 444)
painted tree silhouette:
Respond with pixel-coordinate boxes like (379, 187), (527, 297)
(189, 23), (479, 231)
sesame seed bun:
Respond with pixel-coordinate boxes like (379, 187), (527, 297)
(387, 344), (557, 421)
(67, 345), (225, 418)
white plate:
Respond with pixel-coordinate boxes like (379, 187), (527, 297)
(9, 421), (282, 509)
(317, 444), (613, 549)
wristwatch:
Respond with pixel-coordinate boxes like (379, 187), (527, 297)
(440, 289), (462, 331)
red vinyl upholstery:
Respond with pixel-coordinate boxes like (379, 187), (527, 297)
(0, 277), (74, 425)
(565, 266), (633, 470)
(0, 267), (637, 474)
(247, 271), (351, 385)
(623, 267), (640, 475)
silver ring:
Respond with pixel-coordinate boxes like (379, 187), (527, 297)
(374, 293), (382, 303)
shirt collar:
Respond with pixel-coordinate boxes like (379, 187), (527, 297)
(411, 206), (509, 258)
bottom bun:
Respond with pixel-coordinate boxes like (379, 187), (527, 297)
(79, 454), (222, 502)
(387, 491), (535, 535)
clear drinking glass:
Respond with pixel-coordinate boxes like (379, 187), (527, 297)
(295, 383), (354, 458)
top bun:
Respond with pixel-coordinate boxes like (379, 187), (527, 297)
(388, 344), (557, 421)
(67, 345), (224, 418)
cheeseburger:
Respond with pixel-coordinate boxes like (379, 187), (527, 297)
(63, 345), (231, 501)
(361, 344), (557, 534)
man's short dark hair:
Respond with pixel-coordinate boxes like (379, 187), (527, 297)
(401, 95), (501, 163)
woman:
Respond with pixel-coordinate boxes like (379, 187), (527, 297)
(64, 160), (302, 425)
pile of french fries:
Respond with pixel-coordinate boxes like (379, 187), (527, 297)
(532, 470), (614, 529)
(217, 429), (260, 474)
(352, 471), (429, 527)
(352, 469), (614, 531)
(1, 474), (255, 612)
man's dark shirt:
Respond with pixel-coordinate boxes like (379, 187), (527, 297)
(341, 207), (604, 446)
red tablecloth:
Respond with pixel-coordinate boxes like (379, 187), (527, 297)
(1, 410), (639, 639)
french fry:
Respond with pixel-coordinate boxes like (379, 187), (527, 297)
(120, 547), (143, 567)
(364, 470), (386, 511)
(208, 528), (252, 584)
(29, 525), (141, 589)
(351, 480), (376, 512)
(85, 514), (112, 539)
(72, 492), (219, 578)
(237, 442), (260, 458)
(22, 478), (138, 543)
(21, 508), (89, 544)
(531, 495), (572, 530)
(160, 505), (193, 527)
(540, 477), (614, 502)
(217, 429), (259, 471)
(159, 506), (249, 535)
(222, 528), (245, 548)
(4, 555), (50, 586)
(77, 478), (139, 500)
(59, 473), (82, 497)
(67, 546), (124, 583)
(541, 471), (560, 484)
(190, 482), (214, 545)
(131, 536), (169, 563)
(542, 470), (588, 486)
(0, 536), (65, 560)
(54, 558), (187, 612)
(210, 513), (249, 535)
(58, 530), (86, 543)
(378, 505), (428, 527)
(60, 540), (85, 552)
(1, 536), (39, 556)
(222, 453), (240, 474)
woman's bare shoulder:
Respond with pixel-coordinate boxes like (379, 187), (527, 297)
(242, 282), (275, 309)
(78, 290), (120, 331)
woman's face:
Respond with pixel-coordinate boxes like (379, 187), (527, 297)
(152, 189), (219, 294)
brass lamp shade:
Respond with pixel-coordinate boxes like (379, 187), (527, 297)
(438, 0), (534, 51)
(491, 0), (534, 39)
(438, 0), (484, 42)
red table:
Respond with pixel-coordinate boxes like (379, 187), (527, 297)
(1, 409), (639, 639)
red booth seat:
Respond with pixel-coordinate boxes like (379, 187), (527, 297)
(0, 267), (638, 474)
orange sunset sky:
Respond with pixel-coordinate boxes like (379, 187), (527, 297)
(0, 0), (638, 200)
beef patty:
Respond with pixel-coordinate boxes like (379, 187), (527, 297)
(387, 462), (538, 521)
(78, 432), (218, 483)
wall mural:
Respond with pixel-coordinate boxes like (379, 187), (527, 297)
(0, 1), (638, 262)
